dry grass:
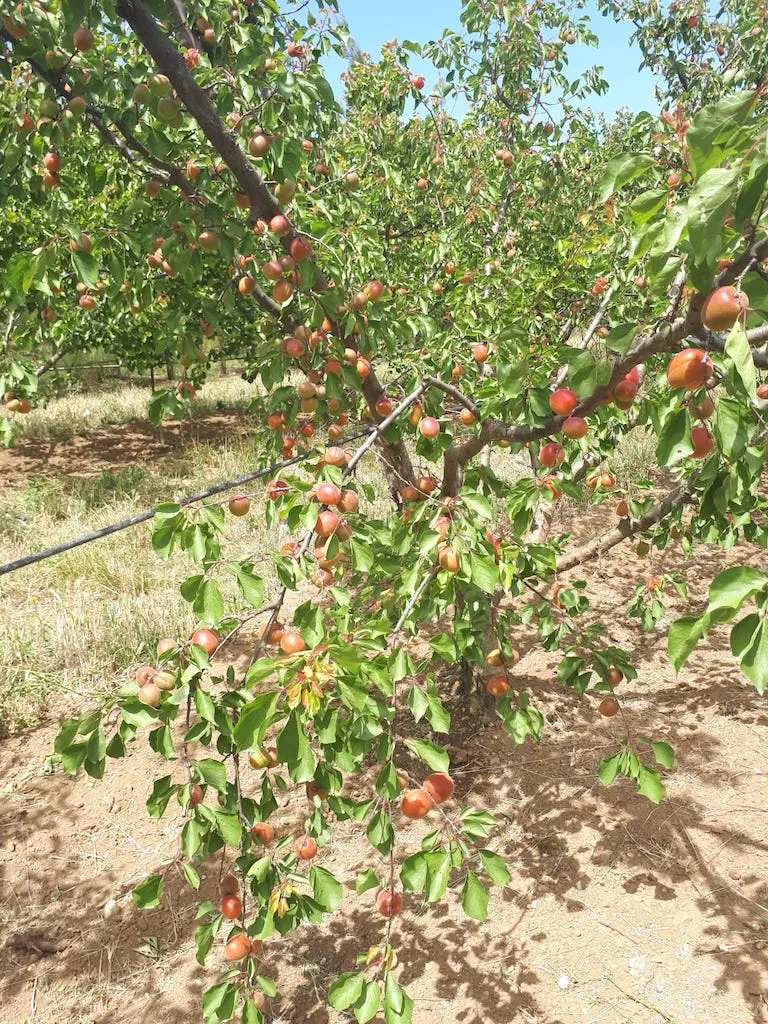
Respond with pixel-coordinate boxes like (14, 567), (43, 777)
(7, 375), (256, 442)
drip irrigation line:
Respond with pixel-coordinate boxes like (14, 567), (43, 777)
(0, 426), (375, 578)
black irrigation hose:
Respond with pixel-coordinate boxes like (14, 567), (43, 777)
(0, 427), (375, 578)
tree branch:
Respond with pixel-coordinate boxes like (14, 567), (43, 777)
(115, 0), (326, 288)
(557, 475), (698, 573)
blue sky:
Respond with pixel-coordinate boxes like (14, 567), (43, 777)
(321, 0), (658, 119)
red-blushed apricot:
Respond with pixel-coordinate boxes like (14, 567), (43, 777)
(486, 674), (509, 697)
(294, 835), (318, 860)
(224, 934), (251, 961)
(315, 509), (341, 538)
(418, 475), (438, 495)
(701, 285), (748, 332)
(228, 495), (250, 516)
(252, 821), (274, 846)
(316, 482), (341, 506)
(191, 628), (219, 656)
(666, 348), (713, 390)
(189, 784), (204, 807)
(156, 638), (176, 656)
(401, 789), (432, 819)
(423, 772), (454, 805)
(138, 682), (161, 707)
(377, 889), (403, 917)
(420, 416), (440, 440)
(135, 666), (156, 685)
(540, 442), (564, 468)
(338, 489), (359, 514)
(473, 343), (489, 363)
(280, 630), (306, 655)
(221, 895), (242, 920)
(562, 416), (587, 439)
(691, 426), (715, 458)
(598, 697), (620, 717)
(221, 873), (239, 895)
(549, 389), (578, 416)
(460, 408), (475, 426)
(607, 667), (623, 687)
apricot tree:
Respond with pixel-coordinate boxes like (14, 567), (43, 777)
(2, 0), (768, 1021)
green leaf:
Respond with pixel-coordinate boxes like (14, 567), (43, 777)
(687, 91), (757, 176)
(131, 873), (163, 909)
(182, 862), (201, 890)
(651, 742), (675, 769)
(212, 809), (242, 847)
(310, 866), (343, 912)
(730, 613), (768, 694)
(400, 852), (428, 893)
(203, 980), (238, 1024)
(424, 850), (452, 902)
(366, 809), (395, 855)
(600, 153), (654, 202)
(656, 408), (693, 466)
(355, 868), (380, 895)
(354, 980), (382, 1024)
(242, 997), (265, 1024)
(71, 251), (99, 288)
(470, 552), (498, 594)
(196, 758), (228, 793)
(403, 738), (449, 773)
(461, 491), (493, 519)
(605, 323), (637, 356)
(237, 565), (264, 609)
(688, 168), (739, 269)
(277, 709), (309, 764)
(706, 566), (768, 624)
(146, 775), (179, 819)
(713, 395), (747, 460)
(461, 871), (489, 922)
(233, 691), (280, 751)
(724, 321), (756, 398)
(350, 535), (374, 572)
(384, 975), (413, 1024)
(194, 579), (224, 625)
(668, 615), (705, 672)
(328, 973), (365, 1011)
(478, 849), (511, 886)
(636, 765), (665, 804)
(194, 687), (217, 724)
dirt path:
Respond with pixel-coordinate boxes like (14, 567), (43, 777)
(1, 525), (767, 1024)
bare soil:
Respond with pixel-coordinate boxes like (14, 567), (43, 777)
(1, 441), (767, 1024)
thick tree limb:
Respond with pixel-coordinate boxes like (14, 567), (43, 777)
(557, 476), (697, 572)
(116, 0), (325, 288)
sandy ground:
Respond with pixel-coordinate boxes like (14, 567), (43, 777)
(1, 426), (767, 1024)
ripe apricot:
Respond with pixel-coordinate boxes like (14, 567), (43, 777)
(280, 630), (306, 655)
(540, 442), (564, 468)
(691, 426), (714, 458)
(377, 889), (403, 917)
(423, 772), (454, 805)
(562, 416), (587, 439)
(666, 348), (713, 390)
(191, 628), (219, 656)
(486, 674), (509, 697)
(701, 285), (748, 332)
(294, 835), (318, 860)
(598, 697), (620, 717)
(252, 822), (274, 845)
(401, 789), (431, 819)
(221, 895), (242, 920)
(549, 389), (578, 416)
(224, 934), (251, 961)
